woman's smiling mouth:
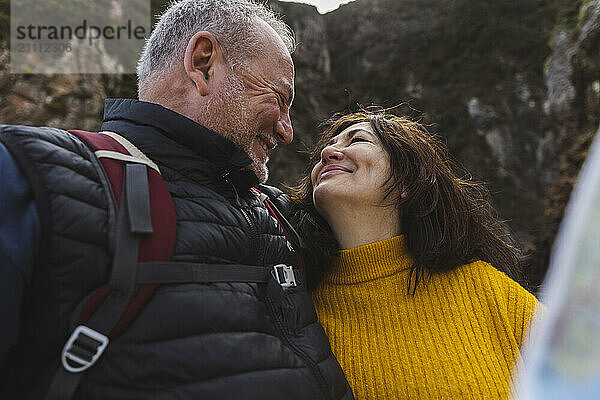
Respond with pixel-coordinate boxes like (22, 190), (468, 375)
(319, 164), (352, 182)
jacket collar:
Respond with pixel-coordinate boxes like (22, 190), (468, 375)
(101, 99), (257, 186)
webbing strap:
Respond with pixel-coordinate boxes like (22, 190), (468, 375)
(45, 164), (151, 400)
(98, 130), (160, 173)
(109, 164), (149, 292)
(135, 262), (305, 285)
(95, 151), (160, 174)
(125, 163), (153, 235)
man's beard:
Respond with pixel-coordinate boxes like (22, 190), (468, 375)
(199, 73), (269, 183)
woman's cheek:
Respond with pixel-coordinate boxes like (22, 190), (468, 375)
(312, 186), (325, 213)
(310, 164), (320, 188)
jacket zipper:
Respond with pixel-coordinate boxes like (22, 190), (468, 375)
(223, 173), (331, 399)
(240, 207), (261, 264)
(222, 172), (262, 267)
(265, 294), (330, 400)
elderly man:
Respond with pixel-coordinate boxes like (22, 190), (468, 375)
(0, 1), (353, 399)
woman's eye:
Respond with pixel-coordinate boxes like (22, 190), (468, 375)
(350, 137), (369, 144)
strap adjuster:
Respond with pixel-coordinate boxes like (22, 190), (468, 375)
(272, 264), (297, 288)
(61, 325), (109, 373)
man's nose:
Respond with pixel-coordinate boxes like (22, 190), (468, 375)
(274, 111), (293, 145)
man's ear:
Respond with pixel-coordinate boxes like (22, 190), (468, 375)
(184, 31), (221, 96)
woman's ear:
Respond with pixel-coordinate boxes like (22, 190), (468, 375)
(184, 31), (221, 96)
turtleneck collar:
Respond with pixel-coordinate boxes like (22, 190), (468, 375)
(325, 235), (413, 284)
(101, 99), (257, 185)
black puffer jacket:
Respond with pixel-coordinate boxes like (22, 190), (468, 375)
(0, 99), (353, 400)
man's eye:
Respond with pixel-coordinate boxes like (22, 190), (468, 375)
(278, 93), (287, 107)
(350, 137), (369, 144)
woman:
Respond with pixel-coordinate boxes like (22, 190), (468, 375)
(289, 109), (539, 399)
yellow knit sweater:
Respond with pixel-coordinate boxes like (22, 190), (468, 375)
(312, 236), (538, 399)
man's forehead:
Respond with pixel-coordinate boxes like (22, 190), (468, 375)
(250, 20), (295, 99)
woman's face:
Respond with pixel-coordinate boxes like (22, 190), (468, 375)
(311, 121), (392, 213)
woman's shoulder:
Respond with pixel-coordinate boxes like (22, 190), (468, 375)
(455, 260), (537, 302)
(458, 260), (541, 346)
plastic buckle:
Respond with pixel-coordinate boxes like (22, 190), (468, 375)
(61, 325), (109, 373)
(273, 264), (297, 288)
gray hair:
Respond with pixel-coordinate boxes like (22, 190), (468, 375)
(137, 0), (295, 96)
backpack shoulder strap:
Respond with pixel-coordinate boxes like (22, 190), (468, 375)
(69, 129), (175, 260)
(44, 130), (176, 400)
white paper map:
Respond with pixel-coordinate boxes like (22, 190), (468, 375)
(518, 125), (600, 399)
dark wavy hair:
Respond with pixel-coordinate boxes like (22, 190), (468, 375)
(288, 109), (524, 293)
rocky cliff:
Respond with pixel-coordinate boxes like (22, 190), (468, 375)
(0, 0), (598, 290)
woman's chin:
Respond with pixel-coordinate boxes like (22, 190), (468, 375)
(313, 185), (350, 213)
(313, 185), (335, 206)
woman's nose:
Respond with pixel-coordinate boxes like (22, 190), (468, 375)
(321, 145), (344, 164)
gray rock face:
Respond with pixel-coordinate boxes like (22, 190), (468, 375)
(534, 0), (600, 284)
(580, 1), (600, 41)
(544, 30), (577, 118)
(544, 1), (599, 125)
